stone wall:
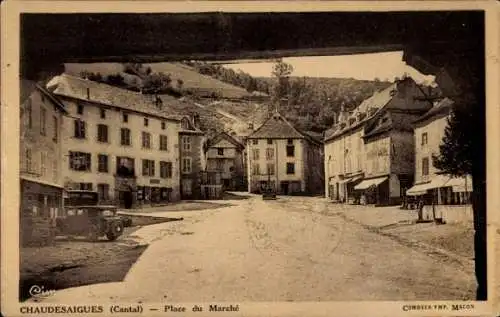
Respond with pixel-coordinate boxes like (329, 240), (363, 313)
(422, 204), (473, 224)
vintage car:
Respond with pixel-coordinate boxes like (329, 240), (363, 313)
(56, 205), (125, 241)
(57, 190), (129, 241)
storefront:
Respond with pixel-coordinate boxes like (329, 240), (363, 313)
(406, 175), (473, 223)
(136, 186), (173, 205)
(354, 176), (389, 205)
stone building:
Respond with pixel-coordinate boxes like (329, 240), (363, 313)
(246, 112), (324, 195)
(46, 74), (183, 208)
(179, 116), (206, 199)
(205, 131), (246, 191)
(20, 80), (68, 245)
(324, 77), (433, 205)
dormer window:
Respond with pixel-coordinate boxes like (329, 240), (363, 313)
(348, 117), (356, 125)
(181, 118), (190, 130)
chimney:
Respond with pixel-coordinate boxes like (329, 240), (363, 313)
(155, 95), (163, 110)
(86, 88), (90, 100)
(248, 122), (254, 131)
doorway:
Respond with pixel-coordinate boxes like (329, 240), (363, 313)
(281, 181), (289, 195)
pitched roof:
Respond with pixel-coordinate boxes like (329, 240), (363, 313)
(46, 73), (181, 121)
(20, 79), (68, 114)
(247, 112), (305, 140)
(208, 131), (245, 149)
(324, 81), (399, 142)
(363, 110), (421, 139)
(414, 97), (453, 124)
(324, 77), (428, 142)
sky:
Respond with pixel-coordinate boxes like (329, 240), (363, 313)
(223, 51), (435, 84)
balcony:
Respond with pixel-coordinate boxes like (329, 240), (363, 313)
(115, 167), (136, 178)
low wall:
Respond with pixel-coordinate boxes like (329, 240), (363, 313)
(422, 204), (473, 224)
(21, 216), (56, 247)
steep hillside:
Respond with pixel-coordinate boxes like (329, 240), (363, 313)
(64, 62), (397, 137)
(64, 62), (254, 99)
(144, 63), (254, 99)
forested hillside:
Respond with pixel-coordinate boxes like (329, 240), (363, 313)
(185, 60), (393, 132)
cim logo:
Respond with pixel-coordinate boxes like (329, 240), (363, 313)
(29, 285), (56, 299)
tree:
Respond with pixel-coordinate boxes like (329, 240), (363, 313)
(106, 73), (125, 87)
(271, 59), (294, 111)
(176, 79), (184, 90)
(141, 72), (172, 93)
(432, 106), (473, 176)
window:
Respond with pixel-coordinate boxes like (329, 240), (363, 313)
(116, 157), (135, 176)
(69, 151), (91, 171)
(97, 124), (108, 143)
(74, 119), (86, 139)
(53, 116), (58, 142)
(216, 160), (224, 171)
(121, 128), (131, 146)
(40, 108), (46, 135)
(252, 149), (260, 160)
(160, 135), (168, 151)
(182, 157), (192, 174)
(267, 139), (273, 145)
(266, 163), (275, 175)
(182, 136), (191, 151)
(122, 113), (128, 123)
(287, 139), (293, 145)
(161, 121), (166, 130)
(422, 157), (429, 176)
(97, 184), (110, 201)
(286, 145), (295, 157)
(266, 148), (274, 160)
(286, 162), (295, 174)
(25, 148), (32, 172)
(100, 108), (106, 119)
(252, 164), (260, 175)
(144, 118), (149, 127)
(252, 139), (258, 145)
(421, 132), (428, 146)
(26, 99), (32, 129)
(181, 118), (190, 130)
(217, 148), (224, 156)
(142, 131), (151, 149)
(142, 159), (155, 176)
(77, 104), (84, 115)
(98, 154), (108, 173)
(79, 183), (93, 191)
(160, 161), (173, 178)
(40, 152), (47, 176)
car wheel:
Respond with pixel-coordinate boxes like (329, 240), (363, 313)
(106, 222), (124, 241)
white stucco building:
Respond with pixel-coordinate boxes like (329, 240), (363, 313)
(246, 112), (324, 195)
(46, 74), (184, 207)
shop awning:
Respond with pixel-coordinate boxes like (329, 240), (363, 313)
(428, 174), (451, 189)
(445, 175), (473, 192)
(405, 175), (452, 196)
(339, 175), (363, 184)
(406, 183), (432, 196)
(354, 176), (388, 190)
